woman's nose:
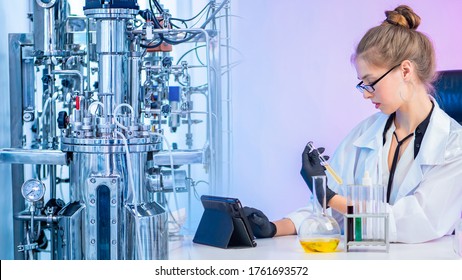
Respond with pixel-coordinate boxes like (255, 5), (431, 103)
(363, 91), (373, 99)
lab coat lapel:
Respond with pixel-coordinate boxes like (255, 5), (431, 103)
(416, 105), (448, 166)
(394, 105), (449, 201)
(353, 114), (389, 184)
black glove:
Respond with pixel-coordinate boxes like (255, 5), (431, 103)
(300, 142), (336, 206)
(242, 206), (276, 238)
(300, 144), (327, 188)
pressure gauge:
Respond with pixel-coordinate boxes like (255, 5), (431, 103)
(35, 0), (57, 8)
(21, 179), (46, 202)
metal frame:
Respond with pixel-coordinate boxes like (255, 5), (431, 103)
(8, 33), (33, 260)
(344, 213), (390, 253)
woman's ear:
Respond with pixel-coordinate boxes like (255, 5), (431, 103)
(400, 60), (413, 81)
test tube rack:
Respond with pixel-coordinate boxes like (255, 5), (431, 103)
(343, 213), (390, 252)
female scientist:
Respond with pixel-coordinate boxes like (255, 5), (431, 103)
(244, 5), (462, 243)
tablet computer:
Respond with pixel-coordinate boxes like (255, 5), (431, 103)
(193, 195), (257, 248)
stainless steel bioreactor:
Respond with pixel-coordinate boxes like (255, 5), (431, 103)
(1, 0), (232, 260)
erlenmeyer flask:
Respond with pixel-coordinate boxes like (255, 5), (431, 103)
(298, 175), (341, 253)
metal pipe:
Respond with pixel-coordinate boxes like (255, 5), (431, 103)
(0, 148), (69, 165)
(89, 14), (132, 117)
(43, 4), (56, 55)
(143, 108), (208, 115)
(47, 64), (58, 260)
(26, 231), (34, 260)
(14, 213), (59, 223)
(152, 149), (206, 166)
(224, 1), (233, 194)
(143, 64), (206, 70)
(30, 206), (35, 241)
(128, 37), (141, 119)
(86, 18), (92, 93)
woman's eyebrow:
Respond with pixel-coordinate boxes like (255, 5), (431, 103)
(358, 73), (371, 80)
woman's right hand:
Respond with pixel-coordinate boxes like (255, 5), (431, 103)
(300, 143), (328, 191)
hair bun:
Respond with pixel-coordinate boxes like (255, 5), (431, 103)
(384, 5), (421, 30)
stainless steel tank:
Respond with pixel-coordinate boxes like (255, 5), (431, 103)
(60, 136), (168, 260)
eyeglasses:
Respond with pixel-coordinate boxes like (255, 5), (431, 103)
(356, 64), (401, 94)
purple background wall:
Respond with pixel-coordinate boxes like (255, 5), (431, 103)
(230, 0), (462, 220)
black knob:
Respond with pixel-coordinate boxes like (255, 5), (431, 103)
(57, 111), (68, 129)
(161, 104), (171, 116)
(162, 57), (173, 67)
(61, 78), (72, 88)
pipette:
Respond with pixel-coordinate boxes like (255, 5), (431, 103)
(307, 142), (343, 185)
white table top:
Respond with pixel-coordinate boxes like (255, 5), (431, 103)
(169, 235), (461, 260)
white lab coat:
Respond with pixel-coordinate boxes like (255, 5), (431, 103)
(286, 100), (462, 243)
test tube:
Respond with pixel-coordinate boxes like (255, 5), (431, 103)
(346, 185), (354, 243)
(354, 185), (363, 241)
(375, 184), (386, 240)
(364, 184), (386, 241)
(365, 185), (373, 241)
(306, 142), (343, 185)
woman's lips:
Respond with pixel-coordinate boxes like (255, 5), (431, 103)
(373, 102), (381, 109)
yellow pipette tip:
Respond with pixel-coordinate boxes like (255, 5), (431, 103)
(324, 164), (343, 185)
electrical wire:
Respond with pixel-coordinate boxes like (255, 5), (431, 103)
(188, 4), (212, 29)
(142, 0), (229, 46)
(148, 0), (156, 16)
(175, 45), (206, 65)
(151, 0), (164, 14)
(200, 0), (229, 29)
(145, 4), (163, 29)
(194, 42), (205, 66)
(214, 14), (243, 20)
(161, 32), (199, 45)
(176, 43), (242, 68)
(169, 21), (184, 29)
(140, 39), (163, 49)
(170, 2), (211, 23)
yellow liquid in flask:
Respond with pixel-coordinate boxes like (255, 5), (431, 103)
(299, 238), (340, 253)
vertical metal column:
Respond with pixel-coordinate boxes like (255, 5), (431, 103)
(8, 33), (33, 259)
(84, 8), (138, 116)
(128, 37), (141, 119)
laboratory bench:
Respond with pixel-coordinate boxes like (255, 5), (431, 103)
(168, 235), (461, 260)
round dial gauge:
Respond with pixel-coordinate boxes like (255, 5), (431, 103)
(21, 179), (46, 202)
(35, 0), (57, 8)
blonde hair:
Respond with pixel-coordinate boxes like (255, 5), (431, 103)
(353, 5), (437, 93)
